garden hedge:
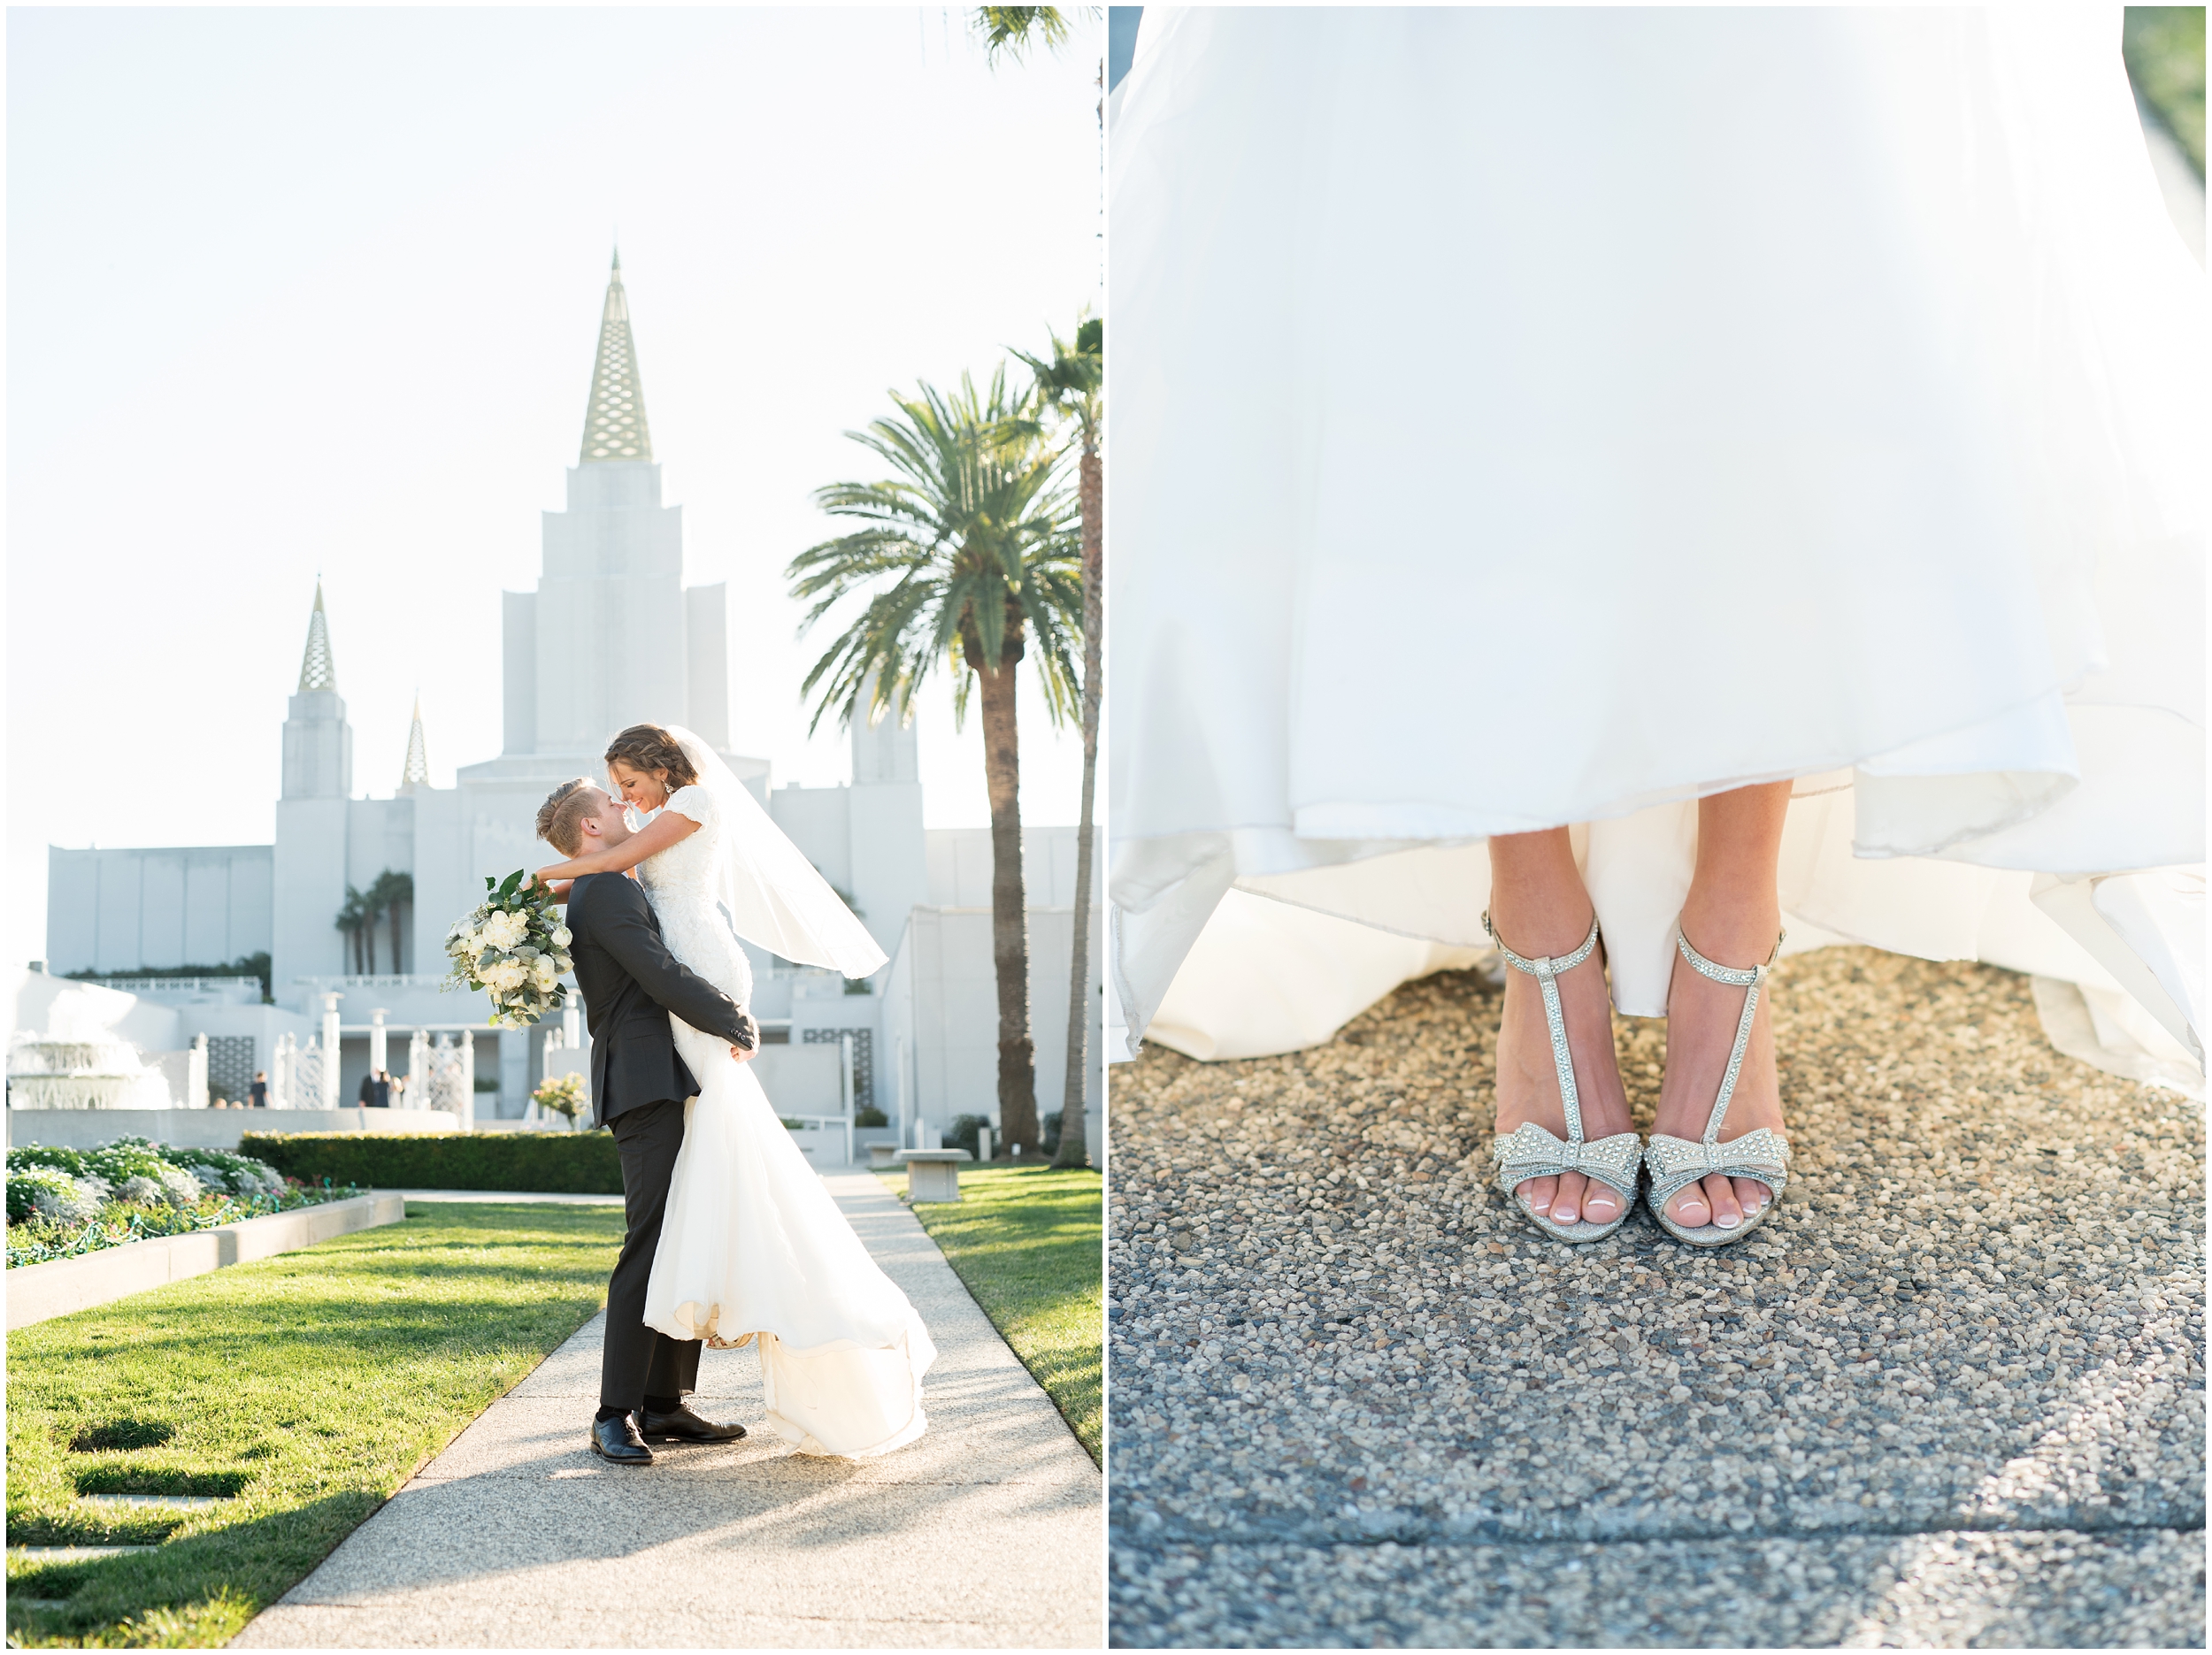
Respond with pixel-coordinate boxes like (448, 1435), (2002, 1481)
(238, 1130), (622, 1194)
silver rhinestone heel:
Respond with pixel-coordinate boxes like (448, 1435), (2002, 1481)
(1646, 920), (1792, 1248)
(1483, 910), (1640, 1244)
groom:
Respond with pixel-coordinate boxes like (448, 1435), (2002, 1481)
(537, 778), (759, 1466)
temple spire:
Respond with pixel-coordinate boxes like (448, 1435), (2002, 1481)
(580, 249), (654, 464)
(397, 693), (430, 793)
(297, 580), (337, 692)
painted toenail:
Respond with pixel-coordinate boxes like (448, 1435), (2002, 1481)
(1716, 1212), (1740, 1230)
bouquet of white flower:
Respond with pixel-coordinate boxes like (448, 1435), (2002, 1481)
(444, 871), (574, 1027)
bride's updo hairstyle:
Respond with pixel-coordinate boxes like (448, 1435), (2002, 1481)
(604, 724), (700, 795)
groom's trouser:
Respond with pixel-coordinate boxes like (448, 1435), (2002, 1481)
(600, 1097), (702, 1413)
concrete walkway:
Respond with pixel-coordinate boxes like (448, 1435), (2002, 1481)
(1108, 948), (2203, 1645)
(239, 1173), (1101, 1648)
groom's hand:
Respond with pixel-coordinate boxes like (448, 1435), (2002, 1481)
(729, 1010), (760, 1062)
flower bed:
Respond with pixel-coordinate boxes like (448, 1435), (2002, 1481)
(239, 1129), (623, 1193)
(6, 1138), (362, 1269)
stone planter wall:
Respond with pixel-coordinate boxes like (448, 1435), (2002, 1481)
(7, 1193), (407, 1330)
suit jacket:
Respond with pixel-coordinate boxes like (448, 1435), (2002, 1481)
(566, 872), (754, 1128)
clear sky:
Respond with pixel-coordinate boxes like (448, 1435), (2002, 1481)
(5, 6), (1102, 972)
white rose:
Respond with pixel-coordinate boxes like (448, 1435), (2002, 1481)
(552, 926), (572, 948)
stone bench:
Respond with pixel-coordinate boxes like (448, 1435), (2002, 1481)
(867, 1142), (902, 1170)
(895, 1148), (973, 1203)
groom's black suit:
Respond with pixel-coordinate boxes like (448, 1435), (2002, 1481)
(565, 871), (756, 1414)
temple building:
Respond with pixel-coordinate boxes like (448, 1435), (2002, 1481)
(39, 255), (1098, 1152)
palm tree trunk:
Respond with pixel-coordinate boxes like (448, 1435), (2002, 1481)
(972, 622), (1040, 1155)
(365, 914), (378, 977)
(1055, 437), (1102, 1170)
(389, 901), (404, 977)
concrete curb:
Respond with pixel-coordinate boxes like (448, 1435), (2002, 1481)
(382, 1189), (624, 1206)
(6, 1193), (406, 1330)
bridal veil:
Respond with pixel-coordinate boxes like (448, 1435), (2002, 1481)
(665, 725), (887, 979)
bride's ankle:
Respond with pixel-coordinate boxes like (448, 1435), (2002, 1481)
(1676, 898), (1782, 967)
(1488, 900), (1597, 960)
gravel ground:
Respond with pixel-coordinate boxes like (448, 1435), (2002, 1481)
(1111, 1528), (2203, 1647)
(1107, 947), (2206, 1646)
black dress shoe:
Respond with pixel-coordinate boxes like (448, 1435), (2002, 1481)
(638, 1403), (749, 1443)
(589, 1414), (654, 1464)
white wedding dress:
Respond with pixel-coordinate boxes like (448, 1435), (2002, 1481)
(635, 780), (934, 1458)
(1108, 8), (2204, 1073)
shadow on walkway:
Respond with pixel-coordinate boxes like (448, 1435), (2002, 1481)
(240, 1175), (1102, 1648)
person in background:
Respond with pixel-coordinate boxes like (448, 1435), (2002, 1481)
(250, 1071), (269, 1107)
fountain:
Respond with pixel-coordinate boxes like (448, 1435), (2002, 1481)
(6, 1004), (177, 1110)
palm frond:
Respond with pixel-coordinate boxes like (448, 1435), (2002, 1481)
(793, 364), (1084, 737)
(974, 5), (1080, 66)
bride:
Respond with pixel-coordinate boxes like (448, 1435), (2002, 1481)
(1109, 8), (2203, 1245)
(535, 721), (935, 1457)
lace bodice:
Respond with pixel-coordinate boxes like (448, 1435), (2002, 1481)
(637, 785), (721, 898)
(635, 784), (754, 1009)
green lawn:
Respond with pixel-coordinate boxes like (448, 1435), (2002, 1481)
(5, 1201), (624, 1648)
(877, 1163), (1102, 1462)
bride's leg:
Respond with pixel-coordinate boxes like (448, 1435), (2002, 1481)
(1488, 828), (1634, 1225)
(1653, 781), (1793, 1230)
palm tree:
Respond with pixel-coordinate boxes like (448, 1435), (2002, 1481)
(790, 368), (1080, 1156)
(334, 887), (370, 975)
(368, 870), (413, 977)
(1014, 317), (1102, 1170)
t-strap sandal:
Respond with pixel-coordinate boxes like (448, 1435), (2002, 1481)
(1483, 910), (1641, 1244)
(1646, 921), (1792, 1247)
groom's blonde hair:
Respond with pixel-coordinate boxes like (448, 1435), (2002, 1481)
(535, 778), (601, 856)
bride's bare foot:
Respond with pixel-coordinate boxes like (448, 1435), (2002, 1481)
(1491, 906), (1636, 1226)
(1653, 904), (1786, 1231)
